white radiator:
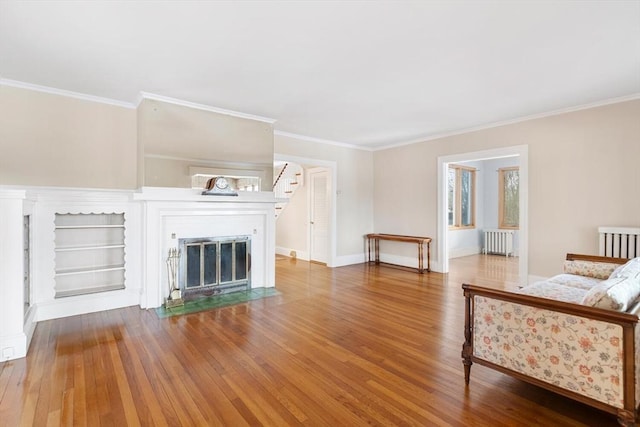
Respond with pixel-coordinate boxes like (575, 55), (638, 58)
(598, 226), (640, 258)
(482, 229), (515, 257)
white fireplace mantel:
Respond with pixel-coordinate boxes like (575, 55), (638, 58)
(133, 186), (281, 203)
(136, 187), (280, 309)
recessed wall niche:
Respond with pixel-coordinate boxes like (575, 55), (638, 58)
(54, 213), (126, 298)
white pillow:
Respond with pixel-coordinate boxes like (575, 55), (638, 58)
(609, 257), (640, 279)
(582, 272), (640, 311)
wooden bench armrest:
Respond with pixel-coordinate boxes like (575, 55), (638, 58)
(566, 253), (628, 264)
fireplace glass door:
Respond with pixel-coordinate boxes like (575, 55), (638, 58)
(180, 236), (250, 294)
(185, 243), (218, 288)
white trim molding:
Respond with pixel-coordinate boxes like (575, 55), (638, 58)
(275, 246), (310, 261)
(0, 333), (28, 361)
(334, 253), (367, 267)
(375, 93), (640, 151)
(449, 246), (482, 259)
(274, 130), (373, 152)
(0, 78), (279, 123)
(0, 77), (136, 109)
(138, 92), (277, 123)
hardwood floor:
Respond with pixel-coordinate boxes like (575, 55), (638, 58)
(0, 255), (624, 426)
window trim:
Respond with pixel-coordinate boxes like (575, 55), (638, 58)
(498, 166), (519, 230)
(448, 164), (476, 230)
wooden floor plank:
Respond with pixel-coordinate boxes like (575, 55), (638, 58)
(0, 255), (625, 426)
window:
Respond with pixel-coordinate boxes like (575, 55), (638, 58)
(448, 164), (476, 229)
(499, 167), (519, 229)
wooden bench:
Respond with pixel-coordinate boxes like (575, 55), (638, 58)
(366, 233), (432, 273)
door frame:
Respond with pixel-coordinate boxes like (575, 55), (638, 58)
(437, 145), (528, 286)
(274, 153), (337, 267)
(308, 167), (330, 264)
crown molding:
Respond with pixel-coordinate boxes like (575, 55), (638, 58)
(0, 78), (277, 123)
(3, 76), (637, 151)
(138, 92), (277, 124)
(374, 92), (640, 151)
(0, 77), (136, 109)
(274, 130), (373, 152)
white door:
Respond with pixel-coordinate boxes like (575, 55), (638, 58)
(309, 168), (329, 264)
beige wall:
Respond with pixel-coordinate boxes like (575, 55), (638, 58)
(4, 82), (637, 277)
(138, 99), (274, 188)
(274, 135), (375, 261)
(0, 85), (137, 189)
(0, 87), (274, 191)
(373, 99), (640, 277)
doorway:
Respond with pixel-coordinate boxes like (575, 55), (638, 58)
(274, 154), (337, 267)
(309, 168), (329, 264)
(437, 145), (528, 286)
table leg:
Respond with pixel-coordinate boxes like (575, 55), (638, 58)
(418, 242), (424, 274)
(375, 239), (380, 265)
(427, 242), (431, 272)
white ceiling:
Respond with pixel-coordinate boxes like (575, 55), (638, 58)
(1, 1), (639, 149)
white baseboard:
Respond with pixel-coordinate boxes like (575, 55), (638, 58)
(361, 253), (443, 272)
(332, 253), (366, 267)
(276, 246), (309, 261)
(276, 249), (439, 271)
(0, 332), (27, 361)
(276, 247), (366, 267)
(35, 289), (140, 321)
(429, 260), (443, 273)
(377, 254), (419, 269)
(448, 246), (481, 259)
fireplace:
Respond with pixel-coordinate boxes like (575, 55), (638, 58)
(135, 187), (277, 309)
(179, 236), (250, 298)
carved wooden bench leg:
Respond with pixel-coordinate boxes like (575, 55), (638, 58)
(462, 350), (472, 385)
(616, 409), (637, 427)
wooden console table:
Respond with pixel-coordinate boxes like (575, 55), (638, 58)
(366, 233), (432, 273)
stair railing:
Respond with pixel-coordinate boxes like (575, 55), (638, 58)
(273, 163), (289, 190)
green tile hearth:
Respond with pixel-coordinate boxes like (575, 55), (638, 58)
(155, 288), (281, 318)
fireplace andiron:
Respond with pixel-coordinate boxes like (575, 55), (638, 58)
(165, 247), (184, 308)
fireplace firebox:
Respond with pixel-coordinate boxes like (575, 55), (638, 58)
(179, 236), (250, 298)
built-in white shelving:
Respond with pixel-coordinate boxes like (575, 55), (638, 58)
(54, 213), (125, 298)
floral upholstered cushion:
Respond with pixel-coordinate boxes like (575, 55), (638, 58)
(582, 273), (640, 311)
(547, 273), (602, 290)
(563, 260), (621, 280)
(517, 281), (587, 304)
